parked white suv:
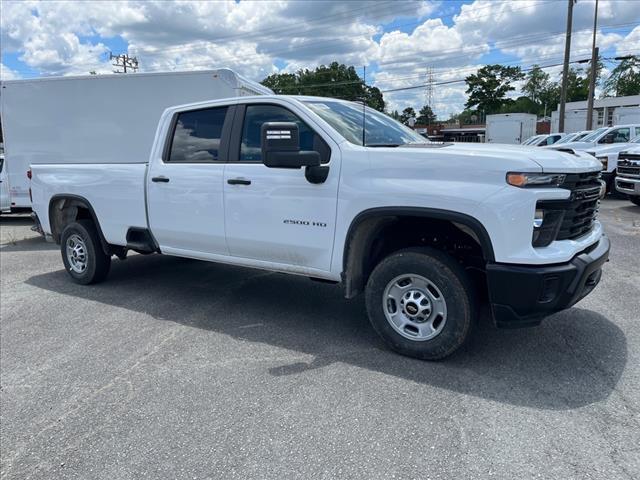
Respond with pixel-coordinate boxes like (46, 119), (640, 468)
(28, 95), (609, 360)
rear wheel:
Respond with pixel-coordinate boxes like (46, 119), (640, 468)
(60, 220), (111, 284)
(365, 248), (475, 360)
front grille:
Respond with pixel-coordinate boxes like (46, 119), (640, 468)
(619, 153), (640, 162)
(538, 171), (601, 242)
(618, 165), (640, 176)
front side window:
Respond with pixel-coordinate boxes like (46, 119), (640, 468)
(612, 128), (630, 143)
(240, 105), (317, 162)
(169, 106), (228, 162)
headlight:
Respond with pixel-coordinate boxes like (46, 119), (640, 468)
(506, 172), (566, 188)
(596, 155), (608, 170)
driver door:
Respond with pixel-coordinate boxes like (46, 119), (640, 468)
(223, 102), (339, 273)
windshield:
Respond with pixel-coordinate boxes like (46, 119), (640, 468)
(581, 127), (608, 142)
(303, 100), (426, 146)
(522, 135), (540, 145)
(554, 133), (578, 144)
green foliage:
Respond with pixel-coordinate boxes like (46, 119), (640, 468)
(565, 67), (590, 102)
(604, 56), (640, 97)
(399, 107), (416, 125)
(499, 96), (539, 114)
(464, 64), (525, 114)
(416, 105), (436, 124)
(261, 62), (385, 111)
(522, 65), (550, 104)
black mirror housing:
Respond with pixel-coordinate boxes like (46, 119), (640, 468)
(261, 122), (321, 169)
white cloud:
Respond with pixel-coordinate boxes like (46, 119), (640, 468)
(0, 0), (637, 117)
(0, 63), (21, 80)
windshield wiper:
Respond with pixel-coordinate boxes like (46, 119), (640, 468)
(365, 143), (401, 147)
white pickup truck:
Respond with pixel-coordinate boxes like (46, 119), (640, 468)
(30, 95), (610, 360)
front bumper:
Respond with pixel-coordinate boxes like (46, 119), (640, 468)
(486, 235), (610, 328)
(615, 176), (640, 196)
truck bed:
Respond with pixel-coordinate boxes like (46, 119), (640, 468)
(31, 163), (148, 246)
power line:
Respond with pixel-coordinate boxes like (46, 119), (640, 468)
(110, 52), (138, 73)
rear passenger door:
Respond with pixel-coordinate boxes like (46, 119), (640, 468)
(223, 102), (339, 273)
(147, 104), (234, 256)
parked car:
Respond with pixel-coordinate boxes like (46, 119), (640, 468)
(551, 130), (592, 145)
(615, 146), (640, 206)
(25, 90), (609, 360)
(522, 133), (565, 147)
(550, 124), (640, 152)
(584, 136), (640, 193)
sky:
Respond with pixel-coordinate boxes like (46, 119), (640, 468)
(1, 0), (639, 117)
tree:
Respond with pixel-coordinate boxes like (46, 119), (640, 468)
(603, 55), (640, 97)
(499, 96), (539, 114)
(416, 105), (436, 124)
(388, 110), (401, 121)
(522, 65), (550, 104)
(464, 65), (525, 114)
(399, 107), (416, 125)
(565, 67), (590, 102)
(261, 62), (385, 111)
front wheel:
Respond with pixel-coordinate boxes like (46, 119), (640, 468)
(365, 248), (475, 360)
(60, 220), (111, 284)
(630, 196), (640, 207)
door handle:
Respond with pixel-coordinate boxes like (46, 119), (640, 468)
(227, 178), (251, 186)
(151, 176), (170, 183)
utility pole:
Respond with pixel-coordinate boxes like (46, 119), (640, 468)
(586, 0), (599, 130)
(558, 0), (576, 133)
(425, 66), (434, 128)
(110, 53), (139, 73)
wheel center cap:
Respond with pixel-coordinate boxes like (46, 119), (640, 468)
(405, 302), (419, 316)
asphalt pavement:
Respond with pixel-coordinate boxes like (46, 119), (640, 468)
(1, 199), (639, 480)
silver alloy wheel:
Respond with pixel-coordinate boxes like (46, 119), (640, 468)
(66, 233), (88, 274)
(382, 273), (447, 341)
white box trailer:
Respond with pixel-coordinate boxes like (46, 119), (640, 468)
(0, 69), (272, 210)
(551, 109), (599, 134)
(613, 106), (640, 126)
(485, 113), (536, 144)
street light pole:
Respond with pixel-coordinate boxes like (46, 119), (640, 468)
(558, 0), (576, 133)
(586, 0), (599, 130)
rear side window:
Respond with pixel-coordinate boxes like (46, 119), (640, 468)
(169, 107), (228, 162)
(239, 105), (324, 163)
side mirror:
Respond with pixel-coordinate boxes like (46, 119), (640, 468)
(261, 122), (320, 169)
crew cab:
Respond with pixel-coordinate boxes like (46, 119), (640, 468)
(30, 95), (610, 360)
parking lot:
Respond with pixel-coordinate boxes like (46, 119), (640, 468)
(0, 199), (638, 480)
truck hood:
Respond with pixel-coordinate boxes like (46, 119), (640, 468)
(547, 141), (595, 151)
(402, 142), (602, 173)
(585, 142), (639, 156)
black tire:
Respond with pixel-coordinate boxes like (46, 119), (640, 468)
(60, 219), (111, 284)
(365, 248), (476, 360)
(630, 196), (640, 207)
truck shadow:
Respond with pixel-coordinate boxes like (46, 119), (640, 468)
(26, 254), (627, 411)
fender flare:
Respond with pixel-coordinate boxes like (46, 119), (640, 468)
(48, 194), (110, 255)
(342, 207), (495, 298)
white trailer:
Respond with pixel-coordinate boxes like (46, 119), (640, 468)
(0, 69), (272, 211)
(485, 113), (536, 144)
